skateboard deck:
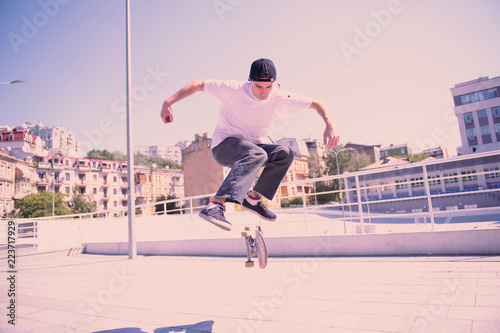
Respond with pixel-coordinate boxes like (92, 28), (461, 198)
(241, 225), (268, 269)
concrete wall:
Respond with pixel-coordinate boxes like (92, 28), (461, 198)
(85, 228), (500, 257)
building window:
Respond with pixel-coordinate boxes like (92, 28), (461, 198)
(458, 88), (500, 106)
(461, 170), (477, 182)
(477, 109), (488, 119)
(466, 128), (476, 139)
(395, 179), (408, 189)
(464, 113), (474, 124)
(444, 172), (458, 184)
(495, 123), (500, 136)
(480, 126), (491, 135)
(427, 175), (441, 186)
(411, 177), (424, 188)
(492, 106), (500, 119)
(485, 167), (500, 180)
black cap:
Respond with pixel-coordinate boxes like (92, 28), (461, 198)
(249, 58), (277, 82)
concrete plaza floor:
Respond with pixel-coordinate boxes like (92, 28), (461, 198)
(1, 253), (500, 332)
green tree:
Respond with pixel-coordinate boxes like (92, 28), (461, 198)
(87, 149), (115, 160)
(134, 153), (182, 169)
(15, 192), (72, 218)
(318, 147), (371, 203)
(111, 150), (127, 162)
(408, 153), (429, 163)
(69, 194), (97, 215)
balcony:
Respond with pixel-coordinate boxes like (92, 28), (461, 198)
(78, 164), (90, 172)
(101, 181), (110, 187)
(37, 178), (49, 185)
(52, 163), (65, 170)
(37, 162), (52, 169)
(100, 166), (112, 174)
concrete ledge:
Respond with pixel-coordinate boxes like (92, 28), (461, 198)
(84, 228), (500, 256)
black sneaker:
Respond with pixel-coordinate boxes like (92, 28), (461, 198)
(242, 199), (277, 221)
(198, 206), (232, 231)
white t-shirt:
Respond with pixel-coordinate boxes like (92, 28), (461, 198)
(204, 80), (313, 148)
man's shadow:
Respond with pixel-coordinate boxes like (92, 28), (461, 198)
(93, 320), (215, 333)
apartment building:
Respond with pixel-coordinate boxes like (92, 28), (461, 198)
(35, 155), (184, 213)
(135, 164), (184, 207)
(380, 143), (412, 158)
(134, 145), (182, 164)
(345, 142), (381, 164)
(0, 147), (16, 215)
(29, 121), (81, 157)
(450, 76), (500, 154)
(275, 156), (312, 205)
(182, 133), (229, 201)
(0, 129), (48, 158)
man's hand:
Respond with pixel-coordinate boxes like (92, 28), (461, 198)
(160, 101), (173, 124)
(323, 123), (340, 150)
(310, 100), (340, 150)
(159, 80), (205, 124)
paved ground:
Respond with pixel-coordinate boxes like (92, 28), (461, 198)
(1, 254), (500, 333)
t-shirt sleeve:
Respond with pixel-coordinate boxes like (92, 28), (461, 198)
(204, 79), (240, 106)
(279, 91), (313, 114)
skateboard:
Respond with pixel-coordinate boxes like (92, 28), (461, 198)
(241, 225), (268, 269)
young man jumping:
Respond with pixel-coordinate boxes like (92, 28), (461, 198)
(160, 58), (339, 231)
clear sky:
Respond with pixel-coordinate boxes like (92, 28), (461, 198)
(1, 0), (499, 156)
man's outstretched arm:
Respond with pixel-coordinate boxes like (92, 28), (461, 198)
(310, 100), (340, 150)
(160, 80), (205, 123)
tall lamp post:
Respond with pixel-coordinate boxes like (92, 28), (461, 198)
(125, 0), (137, 259)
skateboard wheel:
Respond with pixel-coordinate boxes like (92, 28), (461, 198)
(245, 261), (255, 268)
(241, 231), (251, 237)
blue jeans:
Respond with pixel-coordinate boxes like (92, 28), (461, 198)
(212, 137), (294, 204)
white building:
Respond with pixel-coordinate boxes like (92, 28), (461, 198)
(36, 155), (184, 213)
(0, 129), (48, 157)
(29, 122), (81, 157)
(450, 76), (500, 154)
(134, 145), (182, 164)
(345, 150), (500, 213)
(276, 138), (310, 158)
